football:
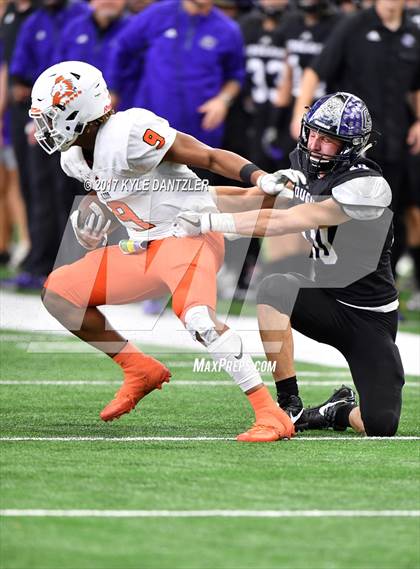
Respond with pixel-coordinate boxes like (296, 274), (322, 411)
(76, 192), (116, 228)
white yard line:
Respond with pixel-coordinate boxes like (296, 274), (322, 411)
(0, 436), (418, 442)
(1, 380), (418, 387)
(165, 365), (351, 374)
(0, 509), (418, 518)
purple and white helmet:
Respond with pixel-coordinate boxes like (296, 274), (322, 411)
(298, 92), (373, 174)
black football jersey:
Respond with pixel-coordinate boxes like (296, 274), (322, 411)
(280, 12), (341, 98)
(288, 149), (398, 307)
(240, 11), (287, 107)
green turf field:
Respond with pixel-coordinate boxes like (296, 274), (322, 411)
(0, 330), (419, 569)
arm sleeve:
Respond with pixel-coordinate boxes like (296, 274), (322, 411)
(332, 176), (392, 221)
(126, 109), (177, 174)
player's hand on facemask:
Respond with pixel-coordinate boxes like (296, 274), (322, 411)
(172, 211), (205, 238)
(70, 203), (111, 250)
(257, 168), (306, 198)
(61, 146), (92, 184)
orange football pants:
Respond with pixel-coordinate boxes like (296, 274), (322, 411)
(45, 234), (224, 320)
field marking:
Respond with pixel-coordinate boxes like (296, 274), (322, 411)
(0, 380), (419, 387)
(164, 365), (355, 375)
(1, 509), (418, 519)
(0, 436), (418, 442)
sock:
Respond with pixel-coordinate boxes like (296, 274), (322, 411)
(334, 403), (356, 429)
(112, 342), (170, 395)
(275, 376), (299, 401)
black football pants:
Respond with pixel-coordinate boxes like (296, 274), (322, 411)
(257, 273), (405, 436)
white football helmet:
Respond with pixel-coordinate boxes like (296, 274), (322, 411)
(30, 61), (112, 155)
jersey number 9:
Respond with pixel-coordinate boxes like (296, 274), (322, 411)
(143, 128), (165, 149)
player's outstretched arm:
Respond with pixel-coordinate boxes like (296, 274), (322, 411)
(214, 198), (350, 236)
(213, 185), (277, 212)
(173, 199), (350, 238)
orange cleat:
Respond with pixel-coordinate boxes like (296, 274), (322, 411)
(238, 385), (295, 442)
(100, 370), (170, 422)
(236, 423), (288, 443)
(100, 342), (171, 422)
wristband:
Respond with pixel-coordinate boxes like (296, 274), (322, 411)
(204, 213), (236, 234)
(239, 163), (261, 186)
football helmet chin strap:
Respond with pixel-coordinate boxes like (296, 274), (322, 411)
(184, 305), (262, 393)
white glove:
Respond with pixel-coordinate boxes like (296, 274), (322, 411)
(70, 202), (111, 250)
(60, 146), (92, 185)
(171, 211), (206, 238)
(172, 211), (237, 238)
(257, 168), (307, 198)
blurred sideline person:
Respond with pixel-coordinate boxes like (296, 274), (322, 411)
(31, 61), (295, 443)
(108, 0), (245, 150)
(6, 0), (88, 289)
(333, 0), (361, 14)
(0, 0), (36, 270)
(240, 0), (289, 172)
(276, 0), (342, 129)
(0, 34), (30, 268)
(126, 0), (154, 14)
(0, 105), (30, 269)
(173, 92), (406, 437)
(55, 0), (129, 105)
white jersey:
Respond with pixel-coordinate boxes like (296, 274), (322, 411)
(90, 108), (216, 241)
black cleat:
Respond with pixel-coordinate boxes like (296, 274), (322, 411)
(277, 393), (305, 429)
(298, 385), (357, 432)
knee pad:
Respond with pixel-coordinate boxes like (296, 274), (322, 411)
(256, 273), (300, 315)
(184, 305), (219, 346)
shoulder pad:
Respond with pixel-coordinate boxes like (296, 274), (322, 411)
(332, 176), (391, 221)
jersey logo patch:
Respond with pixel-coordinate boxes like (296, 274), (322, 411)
(366, 30), (381, 42)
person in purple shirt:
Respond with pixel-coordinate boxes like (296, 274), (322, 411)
(55, 0), (130, 107)
(4, 0), (89, 290)
(10, 0), (88, 88)
(0, 36), (30, 269)
(108, 0), (245, 148)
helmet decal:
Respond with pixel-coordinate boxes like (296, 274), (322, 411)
(51, 75), (81, 108)
(310, 96), (344, 133)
